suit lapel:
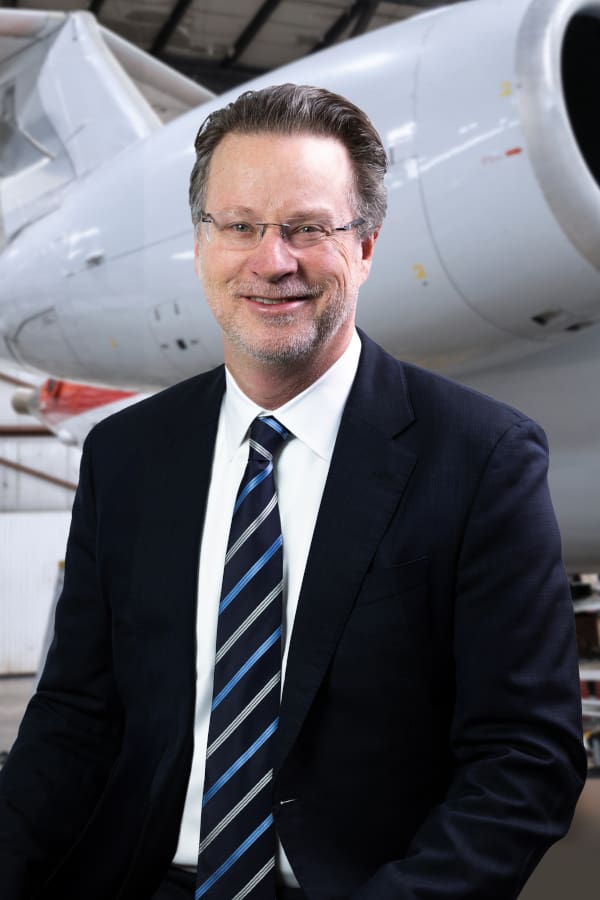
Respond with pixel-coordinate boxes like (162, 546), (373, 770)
(126, 345), (416, 774)
(276, 335), (417, 770)
(134, 369), (226, 672)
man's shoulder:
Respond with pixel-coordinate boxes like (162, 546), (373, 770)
(358, 330), (537, 444)
(85, 365), (226, 452)
(404, 359), (527, 427)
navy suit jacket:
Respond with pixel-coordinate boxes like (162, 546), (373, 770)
(0, 332), (586, 899)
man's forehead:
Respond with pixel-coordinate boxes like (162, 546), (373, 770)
(205, 131), (354, 202)
(208, 131), (351, 172)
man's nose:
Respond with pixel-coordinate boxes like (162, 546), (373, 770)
(247, 226), (300, 280)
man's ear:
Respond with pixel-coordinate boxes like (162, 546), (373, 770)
(362, 228), (379, 260)
(359, 228), (380, 281)
(193, 235), (202, 277)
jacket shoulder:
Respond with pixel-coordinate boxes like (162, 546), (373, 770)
(85, 366), (225, 453)
(358, 330), (541, 448)
(403, 359), (530, 431)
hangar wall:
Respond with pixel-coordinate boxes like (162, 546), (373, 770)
(0, 369), (78, 674)
(0, 511), (69, 674)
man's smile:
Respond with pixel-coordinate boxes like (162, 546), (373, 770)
(244, 295), (312, 305)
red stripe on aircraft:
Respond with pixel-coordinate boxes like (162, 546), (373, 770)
(39, 379), (136, 425)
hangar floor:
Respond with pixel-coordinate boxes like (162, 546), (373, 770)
(1, 675), (599, 898)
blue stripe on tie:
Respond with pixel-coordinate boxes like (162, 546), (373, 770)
(233, 463), (272, 514)
(202, 720), (278, 806)
(211, 628), (282, 711)
(195, 813), (274, 898)
(261, 416), (287, 437)
(219, 535), (283, 614)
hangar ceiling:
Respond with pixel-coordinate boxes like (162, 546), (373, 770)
(3, 0), (471, 93)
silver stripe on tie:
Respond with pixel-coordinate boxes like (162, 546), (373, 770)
(230, 857), (276, 900)
(215, 583), (283, 663)
(198, 770), (274, 853)
(225, 495), (278, 564)
(206, 673), (280, 758)
(248, 438), (271, 460)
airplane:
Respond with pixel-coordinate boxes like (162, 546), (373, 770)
(0, 0), (599, 571)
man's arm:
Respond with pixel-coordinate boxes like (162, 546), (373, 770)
(352, 419), (587, 899)
(0, 435), (123, 897)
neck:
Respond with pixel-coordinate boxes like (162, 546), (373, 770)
(224, 340), (351, 409)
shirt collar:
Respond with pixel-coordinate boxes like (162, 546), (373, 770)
(223, 330), (361, 462)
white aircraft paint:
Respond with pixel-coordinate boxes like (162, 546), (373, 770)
(0, 0), (599, 568)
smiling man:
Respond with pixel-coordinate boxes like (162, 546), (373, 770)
(0, 84), (586, 900)
(195, 130), (377, 406)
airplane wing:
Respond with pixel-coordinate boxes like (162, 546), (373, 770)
(0, 8), (212, 246)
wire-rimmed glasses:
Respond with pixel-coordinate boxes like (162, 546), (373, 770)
(198, 212), (365, 250)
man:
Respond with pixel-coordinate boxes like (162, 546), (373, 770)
(0, 84), (586, 899)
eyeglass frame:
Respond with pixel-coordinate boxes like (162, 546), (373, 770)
(197, 211), (366, 249)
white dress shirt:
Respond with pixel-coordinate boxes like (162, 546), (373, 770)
(173, 330), (361, 885)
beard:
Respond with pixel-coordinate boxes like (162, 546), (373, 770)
(203, 275), (356, 369)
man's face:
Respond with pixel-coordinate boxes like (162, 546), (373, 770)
(194, 132), (377, 374)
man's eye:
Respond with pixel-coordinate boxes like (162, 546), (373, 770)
(292, 223), (328, 236)
(225, 222), (254, 234)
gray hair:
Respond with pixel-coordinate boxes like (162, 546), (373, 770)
(189, 83), (387, 236)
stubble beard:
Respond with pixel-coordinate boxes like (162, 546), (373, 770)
(206, 278), (356, 370)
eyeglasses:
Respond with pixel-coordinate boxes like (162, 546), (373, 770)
(199, 212), (365, 250)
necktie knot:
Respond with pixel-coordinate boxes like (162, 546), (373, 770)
(248, 416), (290, 462)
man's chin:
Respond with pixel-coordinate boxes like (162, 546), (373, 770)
(236, 333), (320, 366)
(223, 301), (352, 368)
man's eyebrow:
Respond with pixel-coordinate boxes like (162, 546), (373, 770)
(211, 207), (337, 221)
(211, 206), (255, 217)
(285, 209), (336, 221)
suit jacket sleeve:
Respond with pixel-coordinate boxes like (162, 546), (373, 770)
(351, 418), (586, 899)
(0, 434), (123, 897)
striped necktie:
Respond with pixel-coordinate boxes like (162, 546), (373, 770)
(196, 415), (290, 900)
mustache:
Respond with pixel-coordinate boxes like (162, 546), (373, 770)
(230, 281), (326, 300)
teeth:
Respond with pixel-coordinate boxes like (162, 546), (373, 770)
(254, 297), (288, 305)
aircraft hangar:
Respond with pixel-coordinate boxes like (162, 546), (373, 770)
(0, 0), (472, 668)
(1, 0), (599, 895)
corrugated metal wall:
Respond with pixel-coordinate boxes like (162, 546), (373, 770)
(0, 511), (71, 674)
(0, 439), (81, 511)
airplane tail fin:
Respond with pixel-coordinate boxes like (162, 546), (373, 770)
(0, 9), (211, 247)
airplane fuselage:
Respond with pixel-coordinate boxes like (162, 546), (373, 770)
(1, 0), (599, 568)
